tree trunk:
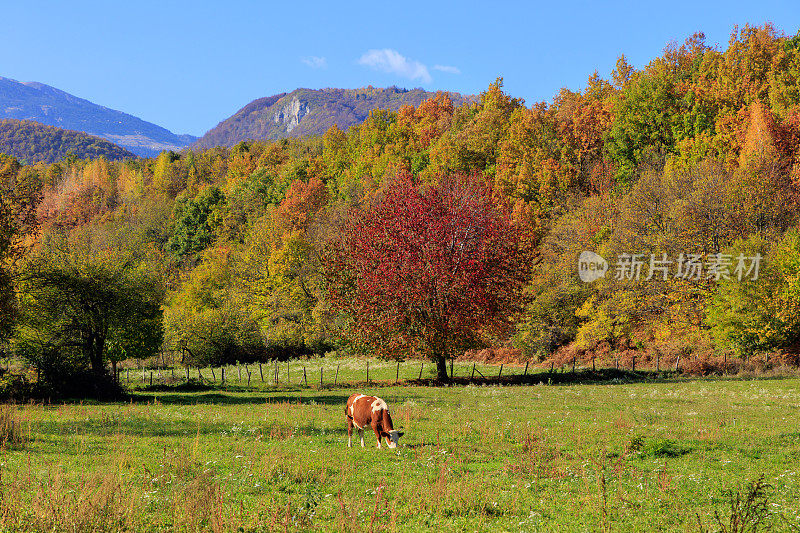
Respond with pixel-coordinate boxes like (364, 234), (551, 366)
(436, 356), (449, 382)
(87, 334), (106, 375)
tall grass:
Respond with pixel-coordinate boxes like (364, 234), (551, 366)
(0, 404), (24, 449)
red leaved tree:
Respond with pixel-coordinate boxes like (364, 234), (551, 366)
(324, 173), (530, 381)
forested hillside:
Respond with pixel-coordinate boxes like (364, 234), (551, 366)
(3, 24), (800, 393)
(194, 86), (472, 148)
(0, 77), (196, 157)
(0, 119), (135, 163)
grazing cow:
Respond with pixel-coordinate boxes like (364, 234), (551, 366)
(345, 393), (404, 449)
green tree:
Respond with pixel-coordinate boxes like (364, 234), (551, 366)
(707, 232), (800, 357)
(165, 246), (264, 365)
(14, 241), (164, 387)
(167, 186), (225, 257)
(605, 67), (680, 186)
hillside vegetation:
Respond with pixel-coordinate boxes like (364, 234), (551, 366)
(194, 86), (472, 148)
(0, 119), (134, 163)
(1, 24), (800, 393)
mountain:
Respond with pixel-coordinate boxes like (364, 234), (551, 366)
(0, 77), (196, 157)
(194, 86), (472, 149)
(0, 119), (135, 163)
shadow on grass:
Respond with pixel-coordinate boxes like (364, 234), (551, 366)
(128, 390), (352, 406)
(403, 442), (440, 449)
(408, 367), (800, 387)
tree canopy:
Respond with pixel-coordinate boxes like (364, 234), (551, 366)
(325, 173), (530, 380)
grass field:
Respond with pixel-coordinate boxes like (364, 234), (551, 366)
(1, 360), (800, 532)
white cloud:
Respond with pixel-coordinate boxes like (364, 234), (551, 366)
(357, 49), (432, 84)
(433, 65), (461, 75)
(301, 56), (327, 69)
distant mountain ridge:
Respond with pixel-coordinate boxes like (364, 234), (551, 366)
(194, 86), (473, 149)
(0, 77), (196, 157)
(0, 119), (135, 163)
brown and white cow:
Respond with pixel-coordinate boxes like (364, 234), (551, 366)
(345, 393), (404, 449)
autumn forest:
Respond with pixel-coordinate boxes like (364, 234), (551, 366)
(2, 24), (800, 394)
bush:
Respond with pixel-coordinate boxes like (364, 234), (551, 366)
(0, 369), (34, 401)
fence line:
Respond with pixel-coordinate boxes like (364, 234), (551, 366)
(116, 357), (696, 390)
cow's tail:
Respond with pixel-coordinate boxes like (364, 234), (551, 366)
(382, 409), (394, 431)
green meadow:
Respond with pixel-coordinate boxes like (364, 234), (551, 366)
(1, 362), (800, 532)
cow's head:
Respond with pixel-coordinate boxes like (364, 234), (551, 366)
(386, 430), (404, 449)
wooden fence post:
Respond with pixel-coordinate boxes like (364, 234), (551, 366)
(335, 364), (340, 387)
(418, 363), (424, 380)
(524, 361), (529, 376)
(247, 367), (252, 386)
(149, 371), (153, 386)
(303, 366), (308, 386)
(550, 362), (554, 374)
(320, 367), (323, 387)
(259, 363), (264, 382)
(471, 362), (476, 381)
(221, 367), (225, 383)
(498, 364), (503, 378)
(632, 356), (636, 372)
(572, 356), (576, 373)
(395, 362), (400, 384)
(675, 356), (680, 373)
(198, 368), (203, 382)
(592, 356), (595, 372)
(450, 359), (454, 379)
(366, 361), (369, 384)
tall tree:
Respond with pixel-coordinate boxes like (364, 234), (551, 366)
(0, 154), (41, 340)
(14, 240), (164, 384)
(324, 173), (530, 380)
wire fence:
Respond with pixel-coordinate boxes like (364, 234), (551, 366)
(116, 357), (688, 390)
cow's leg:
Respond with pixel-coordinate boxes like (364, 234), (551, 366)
(347, 417), (353, 448)
(373, 425), (382, 448)
(359, 428), (365, 447)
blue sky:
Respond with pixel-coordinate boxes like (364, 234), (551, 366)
(2, 1), (799, 136)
